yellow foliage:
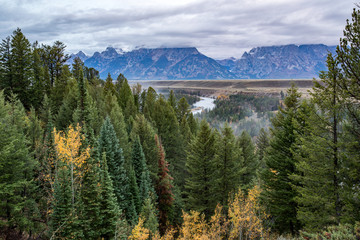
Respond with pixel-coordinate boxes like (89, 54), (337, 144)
(128, 217), (150, 240)
(227, 186), (269, 240)
(178, 210), (210, 240)
(208, 204), (227, 239)
(217, 94), (229, 100)
(53, 124), (90, 179)
(152, 227), (177, 240)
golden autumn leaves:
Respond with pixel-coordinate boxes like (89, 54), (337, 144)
(129, 186), (269, 240)
(53, 124), (90, 204)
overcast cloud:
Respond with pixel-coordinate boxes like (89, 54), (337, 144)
(0, 0), (356, 59)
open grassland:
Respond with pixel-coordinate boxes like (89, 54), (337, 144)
(131, 79), (316, 97)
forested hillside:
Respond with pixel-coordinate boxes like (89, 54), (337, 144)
(1, 7), (360, 240)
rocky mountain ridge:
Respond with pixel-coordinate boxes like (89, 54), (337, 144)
(69, 44), (336, 80)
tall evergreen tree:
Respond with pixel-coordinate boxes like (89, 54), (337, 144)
(261, 84), (305, 234)
(1, 28), (33, 109)
(0, 92), (38, 238)
(78, 155), (102, 240)
(335, 6), (360, 222)
(185, 120), (217, 216)
(0, 37), (12, 98)
(213, 123), (241, 207)
(104, 73), (115, 96)
(152, 96), (185, 188)
(143, 87), (158, 120)
(129, 165), (141, 217)
(98, 117), (136, 222)
(131, 136), (152, 206)
(256, 128), (270, 170)
(155, 134), (174, 234)
(117, 75), (133, 111)
(99, 153), (120, 239)
(168, 89), (177, 110)
(131, 114), (158, 183)
(237, 130), (258, 191)
(51, 163), (76, 239)
(291, 53), (344, 230)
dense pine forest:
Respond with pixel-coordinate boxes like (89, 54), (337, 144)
(1, 7), (360, 240)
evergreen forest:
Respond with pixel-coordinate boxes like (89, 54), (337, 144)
(1, 7), (360, 240)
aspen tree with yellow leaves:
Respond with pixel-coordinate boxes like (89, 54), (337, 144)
(228, 186), (269, 240)
(128, 217), (150, 240)
(53, 124), (90, 205)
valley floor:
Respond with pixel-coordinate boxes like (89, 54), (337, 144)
(130, 79), (316, 97)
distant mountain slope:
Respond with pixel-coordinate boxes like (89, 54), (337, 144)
(68, 44), (336, 80)
(83, 47), (235, 79)
(217, 44), (337, 79)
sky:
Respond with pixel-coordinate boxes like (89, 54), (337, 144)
(0, 0), (356, 59)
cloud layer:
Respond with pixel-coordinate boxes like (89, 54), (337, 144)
(0, 0), (355, 59)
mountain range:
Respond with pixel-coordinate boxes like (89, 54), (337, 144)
(68, 44), (336, 80)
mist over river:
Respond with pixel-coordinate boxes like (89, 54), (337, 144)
(191, 97), (216, 114)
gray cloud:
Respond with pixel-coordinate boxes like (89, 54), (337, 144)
(0, 0), (356, 59)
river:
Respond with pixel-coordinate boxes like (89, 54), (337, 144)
(191, 97), (216, 114)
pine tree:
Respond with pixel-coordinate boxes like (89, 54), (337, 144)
(0, 37), (12, 98)
(256, 128), (269, 170)
(56, 78), (78, 130)
(99, 153), (120, 239)
(335, 6), (360, 222)
(0, 91), (38, 238)
(117, 75), (133, 111)
(185, 120), (217, 216)
(291, 53), (344, 230)
(237, 130), (258, 191)
(213, 123), (241, 208)
(78, 155), (102, 239)
(155, 134), (174, 234)
(177, 97), (190, 123)
(51, 162), (75, 239)
(260, 84), (305, 234)
(106, 94), (131, 163)
(98, 117), (135, 223)
(140, 196), (159, 237)
(168, 89), (177, 110)
(152, 96), (185, 188)
(7, 28), (33, 109)
(129, 165), (141, 218)
(104, 73), (115, 96)
(131, 114), (158, 183)
(143, 86), (158, 120)
(31, 43), (47, 110)
(51, 65), (71, 113)
(131, 135), (152, 207)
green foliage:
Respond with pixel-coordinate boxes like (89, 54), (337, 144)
(335, 7), (360, 223)
(291, 54), (344, 231)
(78, 156), (102, 239)
(300, 224), (358, 240)
(237, 130), (258, 191)
(104, 73), (115, 96)
(261, 84), (305, 234)
(131, 136), (152, 207)
(98, 117), (136, 223)
(213, 123), (241, 208)
(185, 120), (217, 217)
(152, 96), (185, 187)
(0, 92), (39, 237)
(51, 163), (76, 239)
(99, 153), (120, 239)
(131, 114), (158, 183)
(140, 196), (159, 236)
